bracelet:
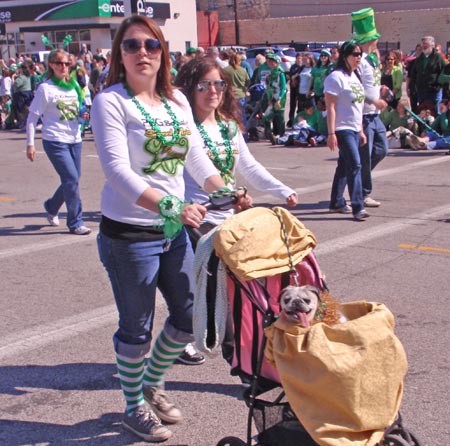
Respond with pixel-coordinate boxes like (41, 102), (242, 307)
(157, 195), (184, 239)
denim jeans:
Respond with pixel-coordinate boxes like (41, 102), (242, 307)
(97, 228), (195, 359)
(360, 115), (388, 198)
(42, 139), (84, 230)
(330, 129), (364, 214)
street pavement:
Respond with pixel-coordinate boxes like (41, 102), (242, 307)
(1, 128), (449, 446)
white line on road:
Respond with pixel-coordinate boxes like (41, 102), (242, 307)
(1, 204), (449, 361)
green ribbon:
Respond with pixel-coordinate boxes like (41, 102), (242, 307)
(366, 52), (379, 68)
(157, 195), (184, 239)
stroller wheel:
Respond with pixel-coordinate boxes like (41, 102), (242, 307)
(216, 436), (248, 446)
(383, 432), (421, 446)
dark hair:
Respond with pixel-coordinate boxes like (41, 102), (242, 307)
(174, 58), (244, 131)
(335, 41), (362, 75)
(105, 15), (175, 102)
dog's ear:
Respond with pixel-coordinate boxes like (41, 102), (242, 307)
(303, 285), (322, 300)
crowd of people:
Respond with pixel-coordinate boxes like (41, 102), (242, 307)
(1, 8), (450, 442)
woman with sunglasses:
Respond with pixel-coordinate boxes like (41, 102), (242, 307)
(26, 49), (91, 235)
(308, 49), (333, 105)
(324, 41), (369, 221)
(176, 57), (297, 229)
(175, 57), (296, 378)
(90, 16), (250, 443)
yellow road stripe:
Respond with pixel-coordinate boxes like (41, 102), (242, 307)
(0, 197), (14, 202)
(399, 244), (450, 254)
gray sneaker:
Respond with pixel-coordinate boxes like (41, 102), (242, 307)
(143, 386), (183, 424)
(122, 403), (172, 442)
(329, 204), (352, 214)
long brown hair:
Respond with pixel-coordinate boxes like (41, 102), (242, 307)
(106, 15), (175, 102)
(175, 58), (244, 132)
(46, 49), (70, 80)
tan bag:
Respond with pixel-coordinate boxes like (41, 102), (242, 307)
(265, 301), (408, 446)
(213, 206), (317, 280)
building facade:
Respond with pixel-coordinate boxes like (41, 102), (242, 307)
(196, 1), (450, 54)
(0, 0), (198, 60)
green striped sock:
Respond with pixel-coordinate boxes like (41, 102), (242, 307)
(116, 353), (145, 414)
(143, 329), (187, 388)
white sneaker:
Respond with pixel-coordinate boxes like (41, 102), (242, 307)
(46, 213), (60, 226)
(71, 226), (91, 235)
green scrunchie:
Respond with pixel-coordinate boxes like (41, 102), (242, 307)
(157, 195), (184, 239)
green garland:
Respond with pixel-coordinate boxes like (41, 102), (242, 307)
(125, 84), (182, 147)
(196, 116), (236, 184)
(51, 75), (83, 107)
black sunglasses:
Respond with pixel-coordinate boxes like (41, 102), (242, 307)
(53, 61), (71, 67)
(121, 38), (161, 54)
(197, 80), (227, 92)
(351, 52), (362, 57)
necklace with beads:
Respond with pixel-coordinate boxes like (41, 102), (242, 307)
(196, 116), (236, 183)
(125, 84), (182, 147)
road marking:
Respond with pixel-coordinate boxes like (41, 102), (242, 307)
(0, 305), (117, 361)
(398, 243), (450, 254)
(0, 196), (14, 201)
(315, 204), (450, 256)
(1, 203), (449, 360)
(0, 234), (97, 259)
(264, 155), (450, 199)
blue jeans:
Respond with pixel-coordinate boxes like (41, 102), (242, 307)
(330, 130), (364, 214)
(42, 140), (84, 230)
(360, 115), (388, 198)
(97, 228), (195, 359)
(417, 89), (442, 115)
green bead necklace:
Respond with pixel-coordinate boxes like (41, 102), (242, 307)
(125, 84), (182, 147)
(196, 116), (235, 183)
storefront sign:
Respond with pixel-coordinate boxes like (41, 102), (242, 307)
(0, 0), (170, 22)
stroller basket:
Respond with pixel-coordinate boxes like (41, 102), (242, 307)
(250, 388), (316, 446)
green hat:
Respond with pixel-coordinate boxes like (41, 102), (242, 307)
(265, 52), (281, 64)
(186, 47), (197, 54)
(320, 49), (332, 57)
(351, 7), (381, 44)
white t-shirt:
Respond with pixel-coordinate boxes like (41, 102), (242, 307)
(90, 84), (219, 226)
(0, 76), (12, 96)
(184, 120), (295, 226)
(324, 69), (365, 132)
(27, 79), (81, 145)
(358, 53), (382, 115)
(298, 67), (312, 95)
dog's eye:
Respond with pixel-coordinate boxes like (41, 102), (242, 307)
(304, 299), (311, 305)
(284, 297), (291, 304)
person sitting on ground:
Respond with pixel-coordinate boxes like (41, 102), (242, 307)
(381, 98), (418, 148)
(406, 100), (450, 150)
(271, 98), (327, 147)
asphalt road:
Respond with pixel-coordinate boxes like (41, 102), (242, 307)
(1, 128), (449, 446)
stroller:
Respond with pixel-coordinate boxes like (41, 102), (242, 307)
(193, 205), (421, 446)
(246, 84), (266, 142)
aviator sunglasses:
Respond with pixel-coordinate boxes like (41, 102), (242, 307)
(351, 51), (362, 57)
(53, 61), (71, 67)
(197, 80), (227, 92)
(121, 38), (162, 54)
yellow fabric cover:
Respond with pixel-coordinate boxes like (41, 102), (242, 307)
(213, 207), (317, 280)
(264, 301), (408, 446)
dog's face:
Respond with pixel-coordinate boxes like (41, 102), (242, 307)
(279, 285), (321, 327)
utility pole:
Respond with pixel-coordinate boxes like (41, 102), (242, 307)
(233, 0), (240, 45)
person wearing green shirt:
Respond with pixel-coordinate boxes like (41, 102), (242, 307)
(262, 52), (287, 139)
(308, 49), (333, 104)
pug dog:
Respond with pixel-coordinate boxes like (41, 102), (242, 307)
(278, 285), (321, 327)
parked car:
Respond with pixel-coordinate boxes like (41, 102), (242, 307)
(246, 46), (296, 73)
